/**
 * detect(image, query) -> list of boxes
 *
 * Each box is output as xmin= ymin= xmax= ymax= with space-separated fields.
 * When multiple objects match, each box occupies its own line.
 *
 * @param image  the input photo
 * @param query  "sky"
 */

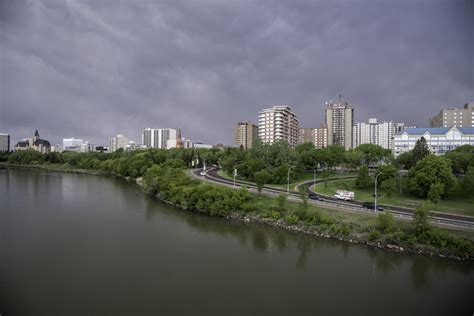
xmin=0 ymin=0 xmax=473 ymax=146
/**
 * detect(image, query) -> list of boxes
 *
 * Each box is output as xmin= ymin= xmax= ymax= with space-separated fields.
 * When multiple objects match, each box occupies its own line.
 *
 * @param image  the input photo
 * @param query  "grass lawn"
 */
xmin=312 ymin=178 xmax=474 ymax=217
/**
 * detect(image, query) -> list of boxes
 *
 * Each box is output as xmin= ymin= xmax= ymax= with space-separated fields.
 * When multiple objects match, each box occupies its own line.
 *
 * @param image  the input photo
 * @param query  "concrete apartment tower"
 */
xmin=258 ymin=105 xmax=299 ymax=147
xmin=0 ymin=133 xmax=10 ymax=152
xmin=353 ymin=118 xmax=395 ymax=150
xmin=430 ymin=102 xmax=474 ymax=128
xmin=235 ymin=121 xmax=258 ymax=149
xmin=141 ymin=128 xmax=177 ymax=149
xmin=325 ymin=98 xmax=354 ymax=150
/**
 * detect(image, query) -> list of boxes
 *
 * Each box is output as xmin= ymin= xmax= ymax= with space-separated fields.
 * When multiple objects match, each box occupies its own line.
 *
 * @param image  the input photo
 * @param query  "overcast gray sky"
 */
xmin=1 ymin=0 xmax=473 ymax=146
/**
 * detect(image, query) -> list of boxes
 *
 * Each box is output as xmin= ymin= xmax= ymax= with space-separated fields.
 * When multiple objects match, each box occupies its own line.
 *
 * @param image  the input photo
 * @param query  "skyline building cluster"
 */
xmin=2 ymin=101 xmax=473 ymax=156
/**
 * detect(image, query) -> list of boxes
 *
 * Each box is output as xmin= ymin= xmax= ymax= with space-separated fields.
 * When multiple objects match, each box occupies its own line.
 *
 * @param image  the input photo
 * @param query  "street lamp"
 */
xmin=374 ymin=171 xmax=386 ymax=213
xmin=287 ymin=166 xmax=295 ymax=195
xmin=319 ymin=161 xmax=329 ymax=188
xmin=233 ymin=161 xmax=243 ymax=187
xmin=306 ymin=166 xmax=316 ymax=190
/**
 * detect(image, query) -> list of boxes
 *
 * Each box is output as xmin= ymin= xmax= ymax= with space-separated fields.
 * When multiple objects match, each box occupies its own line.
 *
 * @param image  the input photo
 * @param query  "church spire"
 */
xmin=176 ymin=128 xmax=184 ymax=149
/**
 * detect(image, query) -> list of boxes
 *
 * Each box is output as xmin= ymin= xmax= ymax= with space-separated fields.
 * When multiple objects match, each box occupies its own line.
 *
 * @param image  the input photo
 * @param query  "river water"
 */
xmin=0 ymin=168 xmax=473 ymax=315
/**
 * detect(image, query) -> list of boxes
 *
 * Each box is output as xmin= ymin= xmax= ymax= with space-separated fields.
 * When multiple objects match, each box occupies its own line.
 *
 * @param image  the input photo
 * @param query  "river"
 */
xmin=1 ymin=168 xmax=473 ymax=315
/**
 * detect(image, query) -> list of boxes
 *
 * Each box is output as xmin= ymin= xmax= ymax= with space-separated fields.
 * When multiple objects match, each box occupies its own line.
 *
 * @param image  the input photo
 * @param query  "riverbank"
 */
xmin=2 ymin=162 xmax=473 ymax=261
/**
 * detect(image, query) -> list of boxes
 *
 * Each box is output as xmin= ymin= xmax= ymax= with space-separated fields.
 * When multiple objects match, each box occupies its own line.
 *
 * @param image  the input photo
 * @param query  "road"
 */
xmin=190 ymin=168 xmax=474 ymax=231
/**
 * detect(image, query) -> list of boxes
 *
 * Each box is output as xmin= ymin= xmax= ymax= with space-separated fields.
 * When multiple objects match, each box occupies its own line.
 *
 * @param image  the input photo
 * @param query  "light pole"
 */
xmin=192 ymin=155 xmax=199 ymax=169
xmin=233 ymin=161 xmax=243 ymax=187
xmin=306 ymin=166 xmax=316 ymax=190
xmin=319 ymin=161 xmax=329 ymax=188
xmin=374 ymin=171 xmax=386 ymax=213
xmin=287 ymin=166 xmax=295 ymax=195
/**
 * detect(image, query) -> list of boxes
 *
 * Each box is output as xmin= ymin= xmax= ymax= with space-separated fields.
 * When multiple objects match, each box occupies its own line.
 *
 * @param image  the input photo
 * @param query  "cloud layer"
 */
xmin=1 ymin=0 xmax=472 ymax=146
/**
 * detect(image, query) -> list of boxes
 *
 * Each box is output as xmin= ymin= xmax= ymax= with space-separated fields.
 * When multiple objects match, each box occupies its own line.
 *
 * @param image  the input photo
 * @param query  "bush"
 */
xmin=368 ymin=230 xmax=381 ymax=241
xmin=378 ymin=211 xmax=395 ymax=233
xmin=285 ymin=214 xmax=299 ymax=225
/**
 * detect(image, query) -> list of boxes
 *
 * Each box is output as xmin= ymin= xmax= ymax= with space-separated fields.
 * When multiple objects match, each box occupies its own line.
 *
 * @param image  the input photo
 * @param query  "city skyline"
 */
xmin=1 ymin=0 xmax=472 ymax=146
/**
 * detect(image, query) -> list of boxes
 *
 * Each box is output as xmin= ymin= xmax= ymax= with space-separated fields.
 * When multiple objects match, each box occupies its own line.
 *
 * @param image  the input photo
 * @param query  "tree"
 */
xmin=408 ymin=155 xmax=456 ymax=197
xmin=378 ymin=211 xmax=395 ymax=233
xmin=445 ymin=145 xmax=474 ymax=175
xmin=462 ymin=166 xmax=474 ymax=194
xmin=355 ymin=165 xmax=371 ymax=188
xmin=298 ymin=187 xmax=309 ymax=216
xmin=277 ymin=194 xmax=287 ymax=213
xmin=427 ymin=182 xmax=444 ymax=210
xmin=396 ymin=151 xmax=414 ymax=170
xmin=355 ymin=143 xmax=388 ymax=166
xmin=380 ymin=178 xmax=396 ymax=199
xmin=412 ymin=202 xmax=431 ymax=235
xmin=412 ymin=137 xmax=430 ymax=163
xmin=254 ymin=169 xmax=269 ymax=195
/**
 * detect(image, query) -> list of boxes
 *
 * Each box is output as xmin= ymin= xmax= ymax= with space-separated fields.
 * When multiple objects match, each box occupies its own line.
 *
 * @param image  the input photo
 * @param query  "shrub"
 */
xmin=285 ymin=214 xmax=299 ymax=225
xmin=368 ymin=230 xmax=381 ymax=241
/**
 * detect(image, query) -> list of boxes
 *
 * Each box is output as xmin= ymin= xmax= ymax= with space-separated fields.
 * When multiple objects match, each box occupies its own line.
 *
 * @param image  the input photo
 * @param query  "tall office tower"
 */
xmin=258 ymin=105 xmax=299 ymax=147
xmin=314 ymin=124 xmax=328 ymax=149
xmin=235 ymin=121 xmax=258 ymax=149
xmin=430 ymin=102 xmax=474 ymax=127
xmin=325 ymin=99 xmax=354 ymax=150
xmin=176 ymin=128 xmax=184 ymax=149
xmin=109 ymin=134 xmax=128 ymax=152
xmin=353 ymin=118 xmax=395 ymax=150
xmin=141 ymin=128 xmax=177 ymax=149
xmin=0 ymin=133 xmax=10 ymax=152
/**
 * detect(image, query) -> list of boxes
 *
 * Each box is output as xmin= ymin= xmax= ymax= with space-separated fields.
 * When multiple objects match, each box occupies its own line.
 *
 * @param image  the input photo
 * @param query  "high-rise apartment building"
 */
xmin=235 ymin=121 xmax=258 ymax=149
xmin=430 ymin=103 xmax=474 ymax=128
xmin=109 ymin=134 xmax=128 ymax=152
xmin=299 ymin=124 xmax=328 ymax=149
xmin=314 ymin=124 xmax=328 ymax=149
xmin=325 ymin=99 xmax=354 ymax=150
xmin=353 ymin=118 xmax=395 ymax=150
xmin=141 ymin=128 xmax=177 ymax=149
xmin=0 ymin=133 xmax=10 ymax=152
xmin=298 ymin=128 xmax=314 ymax=144
xmin=258 ymin=105 xmax=299 ymax=146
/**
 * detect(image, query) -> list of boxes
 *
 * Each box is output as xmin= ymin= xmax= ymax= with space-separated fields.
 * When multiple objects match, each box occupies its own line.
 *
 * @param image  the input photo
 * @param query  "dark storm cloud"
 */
xmin=1 ymin=0 xmax=472 ymax=146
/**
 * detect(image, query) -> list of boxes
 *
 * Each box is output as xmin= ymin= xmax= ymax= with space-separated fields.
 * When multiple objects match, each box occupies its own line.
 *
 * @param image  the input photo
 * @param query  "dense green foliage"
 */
xmin=408 ymin=155 xmax=456 ymax=198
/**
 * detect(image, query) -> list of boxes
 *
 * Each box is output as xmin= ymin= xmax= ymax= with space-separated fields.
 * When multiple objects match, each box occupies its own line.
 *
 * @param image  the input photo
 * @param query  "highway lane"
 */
xmin=192 ymin=168 xmax=474 ymax=230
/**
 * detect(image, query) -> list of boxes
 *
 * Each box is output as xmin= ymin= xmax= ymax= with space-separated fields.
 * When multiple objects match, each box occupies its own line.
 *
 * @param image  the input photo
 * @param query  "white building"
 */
xmin=62 ymin=138 xmax=92 ymax=152
xmin=193 ymin=143 xmax=213 ymax=149
xmin=141 ymin=128 xmax=177 ymax=149
xmin=393 ymin=127 xmax=474 ymax=157
xmin=353 ymin=118 xmax=395 ymax=150
xmin=258 ymin=105 xmax=299 ymax=147
xmin=109 ymin=134 xmax=128 ymax=152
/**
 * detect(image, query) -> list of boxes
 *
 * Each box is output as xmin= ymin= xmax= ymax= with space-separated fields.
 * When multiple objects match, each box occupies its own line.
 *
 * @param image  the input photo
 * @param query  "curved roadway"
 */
xmin=192 ymin=168 xmax=474 ymax=231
